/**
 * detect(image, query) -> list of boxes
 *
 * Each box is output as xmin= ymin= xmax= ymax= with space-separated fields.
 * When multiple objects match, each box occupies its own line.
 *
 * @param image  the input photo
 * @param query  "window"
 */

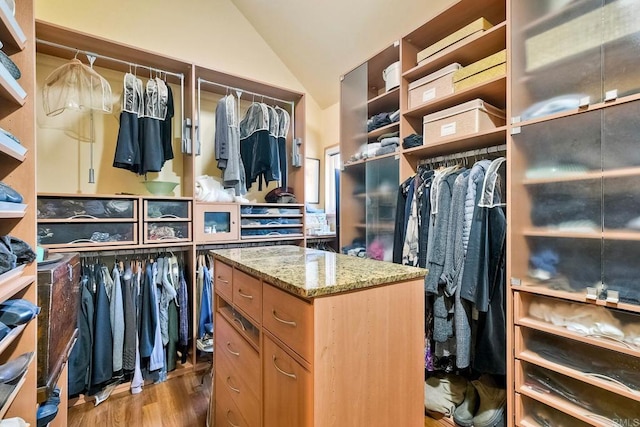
xmin=324 ymin=145 xmax=340 ymax=214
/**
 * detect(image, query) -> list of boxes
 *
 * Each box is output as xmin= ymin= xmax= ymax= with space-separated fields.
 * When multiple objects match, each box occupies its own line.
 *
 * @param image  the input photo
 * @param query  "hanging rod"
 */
xmin=78 ymin=246 xmax=191 ymax=258
xmin=197 ymin=77 xmax=294 ymax=107
xmin=418 ymin=144 xmax=507 ymax=166
xmin=35 ymin=38 xmax=185 ymax=80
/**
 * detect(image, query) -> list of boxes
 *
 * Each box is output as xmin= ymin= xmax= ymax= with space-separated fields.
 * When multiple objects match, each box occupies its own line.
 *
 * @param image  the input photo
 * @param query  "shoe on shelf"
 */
xmin=471 ymin=375 xmax=506 ymax=427
xmin=0 ymin=182 xmax=22 ymax=204
xmin=197 ymin=336 xmax=213 ymax=353
xmin=453 ymin=380 xmax=478 ymax=427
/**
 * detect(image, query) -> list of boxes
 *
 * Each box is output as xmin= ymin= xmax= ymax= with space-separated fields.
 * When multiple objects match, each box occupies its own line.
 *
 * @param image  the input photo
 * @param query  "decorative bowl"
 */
xmin=142 ymin=180 xmax=179 ymax=196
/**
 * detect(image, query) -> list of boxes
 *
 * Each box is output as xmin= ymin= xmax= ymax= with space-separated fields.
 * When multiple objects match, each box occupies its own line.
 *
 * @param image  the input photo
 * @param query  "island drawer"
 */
xmin=233 ymin=269 xmax=262 ymax=324
xmin=214 ymin=260 xmax=233 ymax=302
xmin=263 ymin=283 xmax=312 ymax=362
xmin=215 ymin=313 xmax=260 ymax=396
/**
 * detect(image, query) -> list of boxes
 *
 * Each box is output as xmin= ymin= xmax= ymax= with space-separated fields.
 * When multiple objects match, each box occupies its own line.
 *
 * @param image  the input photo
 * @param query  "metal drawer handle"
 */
xmin=225 ymin=341 xmax=240 ymax=357
xmin=158 ymin=214 xmax=180 ymax=219
xmin=67 ymin=214 xmax=98 ymax=220
xmin=226 ymin=410 xmax=240 ymax=427
xmin=272 ymin=355 xmax=297 ymax=380
xmin=217 ymin=276 xmax=229 ymax=284
xmin=272 ymin=310 xmax=297 ymax=327
xmin=232 ymin=317 xmax=246 ymax=331
xmin=226 ymin=376 xmax=240 ymax=394
xmin=237 ymin=289 xmax=253 ymax=300
xmin=67 ymin=239 xmax=98 ymax=244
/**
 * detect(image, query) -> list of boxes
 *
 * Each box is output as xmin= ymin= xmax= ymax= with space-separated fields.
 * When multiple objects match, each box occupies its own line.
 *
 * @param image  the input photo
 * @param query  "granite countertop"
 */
xmin=212 ymin=245 xmax=427 ymax=298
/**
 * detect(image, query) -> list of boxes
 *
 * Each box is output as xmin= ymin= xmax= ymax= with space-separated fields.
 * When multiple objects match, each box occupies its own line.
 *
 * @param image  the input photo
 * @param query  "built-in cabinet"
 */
xmin=0 ymin=0 xmax=38 ymax=424
xmin=509 ymin=0 xmax=640 ymax=424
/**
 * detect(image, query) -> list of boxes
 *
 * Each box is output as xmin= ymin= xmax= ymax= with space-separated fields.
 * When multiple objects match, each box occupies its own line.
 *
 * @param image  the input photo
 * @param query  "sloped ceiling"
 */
xmin=230 ymin=0 xmax=455 ymax=108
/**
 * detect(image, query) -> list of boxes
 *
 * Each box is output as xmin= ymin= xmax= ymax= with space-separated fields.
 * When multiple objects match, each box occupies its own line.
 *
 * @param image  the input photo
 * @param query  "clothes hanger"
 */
xmin=478 ymin=157 xmax=507 ymax=208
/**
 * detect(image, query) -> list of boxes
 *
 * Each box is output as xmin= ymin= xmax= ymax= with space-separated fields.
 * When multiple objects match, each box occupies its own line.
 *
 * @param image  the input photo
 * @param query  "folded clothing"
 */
xmin=375 ymin=145 xmax=397 ymax=156
xmin=367 ymin=112 xmax=392 ymax=132
xmin=380 ymin=137 xmax=400 ymax=147
xmin=377 ymin=131 xmax=399 ymax=142
xmin=403 ymin=133 xmax=423 ymax=149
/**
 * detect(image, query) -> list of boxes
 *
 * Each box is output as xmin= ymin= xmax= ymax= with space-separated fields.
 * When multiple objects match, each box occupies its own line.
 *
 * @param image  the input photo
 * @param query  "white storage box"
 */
xmin=422 ymin=99 xmax=505 ymax=144
xmin=408 ymin=63 xmax=461 ymax=109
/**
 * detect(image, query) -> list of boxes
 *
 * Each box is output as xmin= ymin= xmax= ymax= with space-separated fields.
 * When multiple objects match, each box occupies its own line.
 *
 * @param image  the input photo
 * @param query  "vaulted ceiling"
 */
xmin=230 ymin=0 xmax=455 ymax=108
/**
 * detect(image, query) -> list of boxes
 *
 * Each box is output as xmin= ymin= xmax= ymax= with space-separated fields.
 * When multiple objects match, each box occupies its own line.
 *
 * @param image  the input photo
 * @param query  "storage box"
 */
xmin=422 ymin=99 xmax=505 ymax=143
xmin=417 ymin=17 xmax=493 ymax=64
xmin=453 ymin=50 xmax=506 ymax=91
xmin=408 ymin=63 xmax=461 ymax=109
xmin=37 ymin=252 xmax=81 ymax=402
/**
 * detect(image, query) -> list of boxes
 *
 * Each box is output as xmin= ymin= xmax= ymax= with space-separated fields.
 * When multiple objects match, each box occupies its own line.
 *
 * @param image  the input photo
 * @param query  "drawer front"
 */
xmin=263 ymin=283 xmax=313 ymax=362
xmin=144 ymin=222 xmax=191 ymax=243
xmin=516 ymin=393 xmax=590 ymax=427
xmin=263 ymin=335 xmax=311 ymax=427
xmin=216 ymin=343 xmax=260 ymax=427
xmin=144 ymin=199 xmax=191 ymax=220
xmin=194 ymin=203 xmax=239 ymax=243
xmin=214 ymin=260 xmax=233 ymax=302
xmin=215 ymin=313 xmax=260 ymax=395
xmin=233 ymin=269 xmax=262 ymax=324
xmin=37 ymin=197 xmax=137 ymax=220
xmin=215 ymin=373 xmax=255 ymax=427
xmin=37 ymin=222 xmax=137 ymax=247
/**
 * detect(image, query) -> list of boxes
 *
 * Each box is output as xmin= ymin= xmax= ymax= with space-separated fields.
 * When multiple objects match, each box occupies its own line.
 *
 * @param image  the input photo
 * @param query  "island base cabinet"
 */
xmin=263 ymin=334 xmax=312 ymax=427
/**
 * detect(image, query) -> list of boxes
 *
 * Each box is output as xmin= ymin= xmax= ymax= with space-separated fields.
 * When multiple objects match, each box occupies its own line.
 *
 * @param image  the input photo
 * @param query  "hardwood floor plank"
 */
xmin=68 ymin=371 xmax=210 ymax=427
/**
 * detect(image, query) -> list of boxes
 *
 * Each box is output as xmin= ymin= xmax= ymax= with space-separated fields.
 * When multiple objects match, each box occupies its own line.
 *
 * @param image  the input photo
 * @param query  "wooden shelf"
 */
xmin=403 ymin=126 xmax=507 ymax=159
xmin=0 ymin=64 xmax=26 ymax=106
xmin=0 ymin=368 xmax=29 ymax=419
xmin=522 ymin=228 xmax=640 ymax=241
xmin=0 ymin=203 xmax=26 ymax=218
xmin=0 ymin=275 xmax=34 ymax=303
xmin=517 ymin=349 xmax=640 ymax=402
xmin=0 ymin=323 xmax=27 ymax=355
xmin=516 ymin=317 xmax=640 ymax=360
xmin=240 ymin=203 xmax=304 ymax=208
xmin=239 ymin=235 xmax=305 ymax=243
xmin=367 ymin=122 xmax=399 ymax=140
xmin=518 ymin=381 xmax=623 ymax=427
xmin=343 ymin=150 xmax=400 ymax=168
xmin=0 ymin=1 xmax=26 ymax=53
xmin=47 ymin=242 xmax=194 ymax=254
xmin=241 ymin=214 xmax=303 ymax=218
xmin=368 ymin=87 xmax=399 ymax=116
xmin=404 ymin=75 xmax=506 ymax=118
xmin=403 ymin=22 xmax=506 ymax=82
xmin=241 ymin=224 xmax=303 ymax=229
xmin=0 ymin=134 xmax=26 ymax=161
xmin=38 ymin=218 xmax=137 ymax=223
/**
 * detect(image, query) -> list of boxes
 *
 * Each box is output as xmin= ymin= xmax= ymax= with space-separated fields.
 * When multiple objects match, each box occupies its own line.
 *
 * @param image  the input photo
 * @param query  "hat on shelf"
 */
xmin=0 ymin=299 xmax=40 ymax=327
xmin=0 ymin=182 xmax=22 ymax=204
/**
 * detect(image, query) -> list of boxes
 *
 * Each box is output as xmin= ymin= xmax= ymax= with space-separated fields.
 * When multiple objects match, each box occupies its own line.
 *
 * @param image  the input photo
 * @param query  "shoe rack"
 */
xmin=0 ymin=0 xmax=37 ymax=424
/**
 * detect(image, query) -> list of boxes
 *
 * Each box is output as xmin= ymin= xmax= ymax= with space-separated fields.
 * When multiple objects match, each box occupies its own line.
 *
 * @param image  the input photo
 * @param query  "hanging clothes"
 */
xmin=113 ymin=73 xmax=143 ymax=173
xmin=198 ymin=262 xmax=213 ymax=338
xmin=161 ymin=84 xmax=174 ymax=163
xmin=121 ymin=263 xmax=137 ymax=372
xmin=215 ymin=95 xmax=247 ymax=196
xmin=68 ymin=267 xmax=94 ymax=397
xmin=275 ymin=106 xmax=290 ymax=188
xmin=109 ymin=265 xmax=125 ymax=374
xmin=149 ymin=261 xmax=165 ymax=373
xmin=267 ymin=105 xmax=281 ymax=182
xmin=138 ymin=262 xmax=157 ymax=359
xmin=240 ymin=102 xmax=272 ymax=191
xmin=91 ymin=264 xmax=113 ymax=388
xmin=177 ymin=267 xmax=189 ymax=347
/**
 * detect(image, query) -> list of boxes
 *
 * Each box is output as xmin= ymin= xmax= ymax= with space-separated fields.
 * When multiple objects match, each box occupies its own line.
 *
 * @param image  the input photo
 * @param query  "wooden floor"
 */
xmin=68 ymin=371 xmax=210 ymax=427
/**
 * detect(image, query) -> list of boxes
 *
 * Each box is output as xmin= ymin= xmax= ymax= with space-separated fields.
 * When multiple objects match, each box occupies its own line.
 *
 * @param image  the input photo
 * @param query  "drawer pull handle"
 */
xmin=217 ymin=276 xmax=229 ymax=284
xmin=272 ymin=355 xmax=297 ymax=380
xmin=226 ymin=376 xmax=240 ymax=394
xmin=225 ymin=341 xmax=240 ymax=357
xmin=237 ymin=289 xmax=253 ymax=300
xmin=158 ymin=214 xmax=180 ymax=219
xmin=232 ymin=317 xmax=246 ymax=331
xmin=272 ymin=310 xmax=297 ymax=327
xmin=67 ymin=214 xmax=99 ymax=220
xmin=226 ymin=410 xmax=240 ymax=427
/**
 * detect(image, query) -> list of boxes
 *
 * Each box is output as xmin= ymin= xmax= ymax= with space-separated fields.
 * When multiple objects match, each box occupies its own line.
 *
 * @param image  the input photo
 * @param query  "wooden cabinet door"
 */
xmin=263 ymin=335 xmax=312 ymax=427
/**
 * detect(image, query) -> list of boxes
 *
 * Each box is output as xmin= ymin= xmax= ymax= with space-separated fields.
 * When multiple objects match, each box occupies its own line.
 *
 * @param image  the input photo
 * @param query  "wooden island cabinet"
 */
xmin=210 ymin=245 xmax=427 ymax=427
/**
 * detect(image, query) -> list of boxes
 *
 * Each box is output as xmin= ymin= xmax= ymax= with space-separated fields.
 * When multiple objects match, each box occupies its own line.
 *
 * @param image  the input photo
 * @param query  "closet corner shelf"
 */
xmin=404 ymin=75 xmax=506 ymax=119
xmin=367 ymin=122 xmax=399 ymax=140
xmin=402 ymin=21 xmax=506 ymax=82
xmin=368 ymin=87 xmax=399 ymax=115
xmin=516 ymin=317 xmax=640 ymax=359
xmin=403 ymin=126 xmax=507 ymax=159
xmin=0 ymin=274 xmax=34 ymax=303
xmin=0 ymin=2 xmax=26 ymax=53
xmin=342 ymin=150 xmax=400 ymax=169
xmin=517 ymin=349 xmax=640 ymax=402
